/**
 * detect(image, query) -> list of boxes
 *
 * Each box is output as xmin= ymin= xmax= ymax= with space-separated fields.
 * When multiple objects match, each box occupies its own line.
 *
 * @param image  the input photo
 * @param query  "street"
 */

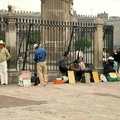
xmin=0 ymin=82 xmax=120 ymax=120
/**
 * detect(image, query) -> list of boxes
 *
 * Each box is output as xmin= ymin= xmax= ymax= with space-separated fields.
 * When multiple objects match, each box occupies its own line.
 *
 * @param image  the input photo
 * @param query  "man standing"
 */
xmin=76 ymin=48 xmax=83 ymax=59
xmin=34 ymin=44 xmax=47 ymax=86
xmin=0 ymin=40 xmax=10 ymax=85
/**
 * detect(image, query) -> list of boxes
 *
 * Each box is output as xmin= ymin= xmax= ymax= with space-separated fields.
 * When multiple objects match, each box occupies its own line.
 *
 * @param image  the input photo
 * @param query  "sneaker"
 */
xmin=38 ymin=84 xmax=46 ymax=86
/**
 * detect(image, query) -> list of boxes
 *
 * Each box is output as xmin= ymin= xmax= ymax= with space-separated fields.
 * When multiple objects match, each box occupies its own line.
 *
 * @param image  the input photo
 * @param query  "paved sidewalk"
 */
xmin=0 ymin=82 xmax=120 ymax=120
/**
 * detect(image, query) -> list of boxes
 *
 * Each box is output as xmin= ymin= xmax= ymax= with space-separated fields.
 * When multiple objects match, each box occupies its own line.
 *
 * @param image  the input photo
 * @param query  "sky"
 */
xmin=0 ymin=0 xmax=120 ymax=17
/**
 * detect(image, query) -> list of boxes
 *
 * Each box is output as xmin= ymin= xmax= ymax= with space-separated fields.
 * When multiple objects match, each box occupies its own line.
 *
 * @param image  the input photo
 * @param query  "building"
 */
xmin=73 ymin=11 xmax=120 ymax=49
xmin=108 ymin=16 xmax=120 ymax=48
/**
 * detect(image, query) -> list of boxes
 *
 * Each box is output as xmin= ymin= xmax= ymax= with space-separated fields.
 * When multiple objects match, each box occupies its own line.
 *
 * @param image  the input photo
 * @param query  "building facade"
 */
xmin=41 ymin=0 xmax=73 ymax=21
xmin=73 ymin=11 xmax=120 ymax=49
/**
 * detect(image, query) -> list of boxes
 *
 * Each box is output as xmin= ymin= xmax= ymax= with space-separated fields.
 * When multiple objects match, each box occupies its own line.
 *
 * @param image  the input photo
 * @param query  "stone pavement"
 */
xmin=0 ymin=82 xmax=120 ymax=120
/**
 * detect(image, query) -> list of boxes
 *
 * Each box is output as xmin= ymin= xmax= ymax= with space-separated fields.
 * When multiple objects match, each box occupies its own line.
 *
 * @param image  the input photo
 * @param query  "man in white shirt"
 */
xmin=78 ymin=56 xmax=87 ymax=71
xmin=76 ymin=48 xmax=83 ymax=59
xmin=78 ymin=56 xmax=94 ymax=82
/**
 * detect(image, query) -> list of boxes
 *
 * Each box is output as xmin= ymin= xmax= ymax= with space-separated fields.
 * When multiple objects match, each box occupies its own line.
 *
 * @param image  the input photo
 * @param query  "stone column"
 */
xmin=41 ymin=0 xmax=73 ymax=21
xmin=4 ymin=5 xmax=19 ymax=84
xmin=93 ymin=15 xmax=104 ymax=74
xmin=41 ymin=0 xmax=45 ymax=20
xmin=40 ymin=0 xmax=74 ymax=79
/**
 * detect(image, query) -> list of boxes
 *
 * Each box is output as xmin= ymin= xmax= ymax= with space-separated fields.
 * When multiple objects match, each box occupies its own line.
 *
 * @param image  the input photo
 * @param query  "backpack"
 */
xmin=31 ymin=76 xmax=40 ymax=85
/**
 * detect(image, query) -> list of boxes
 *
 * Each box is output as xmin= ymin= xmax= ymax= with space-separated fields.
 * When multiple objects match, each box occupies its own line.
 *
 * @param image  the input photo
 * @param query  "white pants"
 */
xmin=0 ymin=61 xmax=8 ymax=85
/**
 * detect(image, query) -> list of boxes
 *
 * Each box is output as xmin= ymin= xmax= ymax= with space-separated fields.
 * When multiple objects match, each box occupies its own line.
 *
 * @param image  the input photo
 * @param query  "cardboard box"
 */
xmin=19 ymin=79 xmax=31 ymax=87
xmin=23 ymin=79 xmax=31 ymax=87
xmin=22 ymin=71 xmax=31 ymax=79
xmin=18 ymin=71 xmax=31 ymax=87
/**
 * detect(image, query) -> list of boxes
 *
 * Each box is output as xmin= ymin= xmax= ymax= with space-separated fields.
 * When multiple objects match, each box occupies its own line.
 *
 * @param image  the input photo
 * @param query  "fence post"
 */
xmin=4 ymin=5 xmax=19 ymax=84
xmin=93 ymin=15 xmax=104 ymax=74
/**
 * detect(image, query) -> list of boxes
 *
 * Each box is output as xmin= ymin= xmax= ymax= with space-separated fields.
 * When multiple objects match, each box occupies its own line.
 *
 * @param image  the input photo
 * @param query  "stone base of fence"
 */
xmin=6 ymin=70 xmax=60 ymax=84
xmin=8 ymin=70 xmax=20 ymax=84
xmin=93 ymin=68 xmax=103 ymax=75
xmin=47 ymin=71 xmax=61 ymax=82
xmin=6 ymin=69 xmax=104 ymax=84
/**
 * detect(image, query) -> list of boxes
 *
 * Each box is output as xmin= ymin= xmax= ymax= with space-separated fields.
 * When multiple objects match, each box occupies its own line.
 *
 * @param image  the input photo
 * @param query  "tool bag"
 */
xmin=106 ymin=72 xmax=118 ymax=82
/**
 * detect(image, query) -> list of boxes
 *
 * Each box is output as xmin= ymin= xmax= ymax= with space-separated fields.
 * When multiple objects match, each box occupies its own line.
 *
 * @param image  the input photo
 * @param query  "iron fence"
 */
xmin=103 ymin=25 xmax=114 ymax=56
xmin=16 ymin=20 xmax=95 ymax=73
xmin=0 ymin=17 xmax=5 ymax=42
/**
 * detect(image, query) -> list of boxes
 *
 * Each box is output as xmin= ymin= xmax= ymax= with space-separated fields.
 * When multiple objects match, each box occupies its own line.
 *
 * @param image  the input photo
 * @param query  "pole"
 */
xmin=67 ymin=26 xmax=76 ymax=53
xmin=23 ymin=24 xmax=32 ymax=70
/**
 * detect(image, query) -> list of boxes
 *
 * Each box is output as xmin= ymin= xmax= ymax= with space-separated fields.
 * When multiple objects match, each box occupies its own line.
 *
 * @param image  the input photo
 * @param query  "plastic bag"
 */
xmin=100 ymin=74 xmax=108 ymax=82
xmin=61 ymin=76 xmax=69 ymax=82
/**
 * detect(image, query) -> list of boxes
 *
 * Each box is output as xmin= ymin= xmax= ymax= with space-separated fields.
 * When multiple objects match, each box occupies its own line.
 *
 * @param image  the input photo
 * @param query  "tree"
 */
xmin=74 ymin=38 xmax=91 ymax=51
xmin=0 ymin=34 xmax=5 ymax=42
xmin=29 ymin=31 xmax=40 ymax=44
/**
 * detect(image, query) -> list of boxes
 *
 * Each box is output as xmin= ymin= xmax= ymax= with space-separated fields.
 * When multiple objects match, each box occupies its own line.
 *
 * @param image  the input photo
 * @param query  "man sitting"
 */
xmin=78 ymin=56 xmax=87 ymax=71
xmin=69 ymin=59 xmax=82 ymax=82
xmin=78 ymin=56 xmax=94 ymax=82
xmin=103 ymin=56 xmax=118 ymax=81
xmin=57 ymin=52 xmax=69 ymax=76
xmin=103 ymin=56 xmax=116 ymax=75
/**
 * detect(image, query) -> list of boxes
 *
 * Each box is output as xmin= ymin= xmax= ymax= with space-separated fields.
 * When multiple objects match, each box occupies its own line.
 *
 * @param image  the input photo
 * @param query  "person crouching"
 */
xmin=69 ymin=59 xmax=82 ymax=82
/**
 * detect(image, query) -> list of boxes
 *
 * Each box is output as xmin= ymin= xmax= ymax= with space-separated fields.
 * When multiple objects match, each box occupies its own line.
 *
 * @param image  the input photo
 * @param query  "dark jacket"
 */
xmin=118 ymin=51 xmax=120 ymax=62
xmin=69 ymin=61 xmax=80 ymax=71
xmin=103 ymin=60 xmax=115 ymax=75
xmin=113 ymin=53 xmax=119 ymax=62
xmin=57 ymin=56 xmax=68 ymax=69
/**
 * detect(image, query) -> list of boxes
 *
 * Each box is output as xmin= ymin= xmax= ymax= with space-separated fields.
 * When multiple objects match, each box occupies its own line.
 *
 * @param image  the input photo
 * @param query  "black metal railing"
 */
xmin=16 ymin=20 xmax=95 ymax=73
xmin=103 ymin=25 xmax=114 ymax=56
xmin=0 ymin=18 xmax=5 ymax=42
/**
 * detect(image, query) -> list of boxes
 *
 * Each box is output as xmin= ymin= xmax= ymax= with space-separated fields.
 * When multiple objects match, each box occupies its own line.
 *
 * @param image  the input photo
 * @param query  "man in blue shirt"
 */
xmin=34 ymin=44 xmax=47 ymax=86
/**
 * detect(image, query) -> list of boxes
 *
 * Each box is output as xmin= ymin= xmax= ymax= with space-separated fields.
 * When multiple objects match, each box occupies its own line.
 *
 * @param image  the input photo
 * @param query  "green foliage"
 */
xmin=29 ymin=32 xmax=40 ymax=44
xmin=74 ymin=38 xmax=91 ymax=51
xmin=0 ymin=34 xmax=5 ymax=42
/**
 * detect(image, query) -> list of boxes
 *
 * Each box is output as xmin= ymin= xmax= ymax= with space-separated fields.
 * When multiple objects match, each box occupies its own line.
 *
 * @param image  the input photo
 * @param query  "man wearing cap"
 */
xmin=0 ymin=40 xmax=10 ymax=85
xmin=103 ymin=56 xmax=116 ymax=75
xmin=34 ymin=43 xmax=47 ymax=86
